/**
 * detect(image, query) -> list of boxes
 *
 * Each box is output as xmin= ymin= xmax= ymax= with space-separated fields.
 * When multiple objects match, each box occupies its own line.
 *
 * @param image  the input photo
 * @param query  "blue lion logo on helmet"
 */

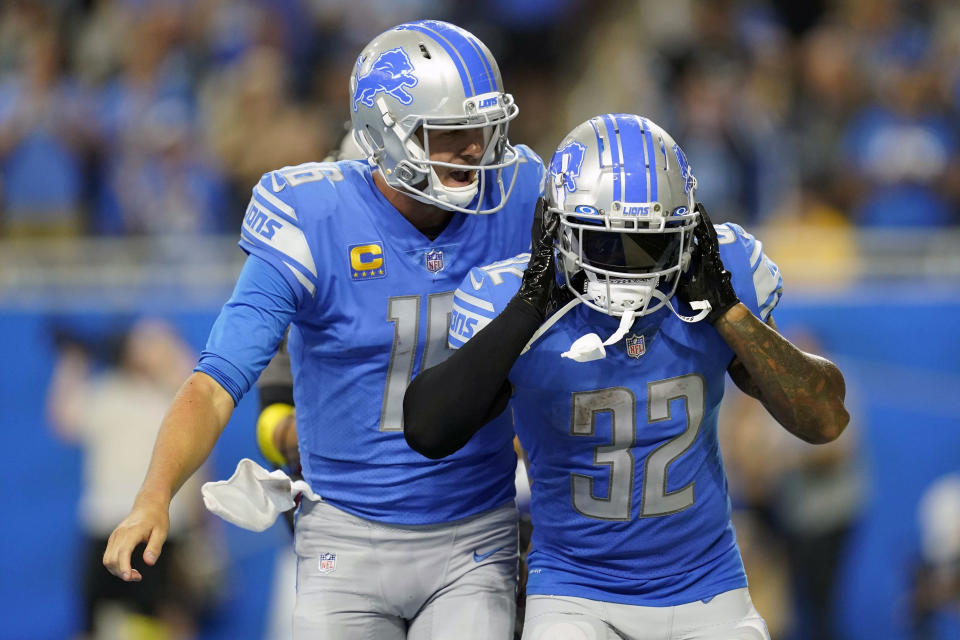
xmin=353 ymin=48 xmax=419 ymax=112
xmin=672 ymin=143 xmax=696 ymax=194
xmin=549 ymin=140 xmax=587 ymax=193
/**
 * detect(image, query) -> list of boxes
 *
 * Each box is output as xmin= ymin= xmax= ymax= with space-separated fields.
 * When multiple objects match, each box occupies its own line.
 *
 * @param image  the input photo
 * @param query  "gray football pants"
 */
xmin=523 ymin=588 xmax=770 ymax=640
xmin=293 ymin=499 xmax=519 ymax=639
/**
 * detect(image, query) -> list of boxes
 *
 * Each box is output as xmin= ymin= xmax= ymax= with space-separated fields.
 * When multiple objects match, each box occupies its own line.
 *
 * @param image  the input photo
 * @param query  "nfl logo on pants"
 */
xmin=318 ymin=552 xmax=337 ymax=574
xmin=425 ymin=249 xmax=444 ymax=273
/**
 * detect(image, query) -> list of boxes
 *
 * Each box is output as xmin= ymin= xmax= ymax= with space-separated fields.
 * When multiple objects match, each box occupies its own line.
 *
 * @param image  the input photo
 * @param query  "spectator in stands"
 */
xmin=0 ymin=26 xmax=93 ymax=237
xmin=203 ymin=46 xmax=327 ymax=214
xmin=838 ymin=1 xmax=958 ymax=227
xmin=843 ymin=52 xmax=958 ymax=227
xmin=91 ymin=8 xmax=197 ymax=234
xmin=46 ymin=318 xmax=222 ymax=640
xmin=100 ymin=98 xmax=230 ymax=237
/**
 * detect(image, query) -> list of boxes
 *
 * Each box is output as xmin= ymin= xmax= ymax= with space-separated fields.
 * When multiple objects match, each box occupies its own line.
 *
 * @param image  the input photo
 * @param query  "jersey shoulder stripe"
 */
xmin=754 ymin=258 xmax=782 ymax=320
xmin=251 ymin=182 xmax=298 ymax=222
xmin=454 ymin=288 xmax=495 ymax=314
xmin=239 ymin=207 xmax=316 ymax=282
xmin=449 ymin=253 xmax=528 ymax=349
xmin=240 ymin=164 xmax=355 ymax=300
xmin=716 ymin=222 xmax=783 ymax=321
xmin=240 ymin=180 xmax=317 ymax=299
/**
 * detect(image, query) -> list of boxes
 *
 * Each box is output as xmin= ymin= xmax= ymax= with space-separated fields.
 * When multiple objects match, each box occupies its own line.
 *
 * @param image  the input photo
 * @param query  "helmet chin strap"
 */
xmin=559 ymin=277 xmax=713 ymax=363
xmin=664 ymin=294 xmax=712 ymax=324
xmin=560 ymin=301 xmax=641 ymax=363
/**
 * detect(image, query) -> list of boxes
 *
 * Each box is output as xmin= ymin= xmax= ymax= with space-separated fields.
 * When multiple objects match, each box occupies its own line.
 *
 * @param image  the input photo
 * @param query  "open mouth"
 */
xmin=446 ymin=168 xmax=476 ymax=186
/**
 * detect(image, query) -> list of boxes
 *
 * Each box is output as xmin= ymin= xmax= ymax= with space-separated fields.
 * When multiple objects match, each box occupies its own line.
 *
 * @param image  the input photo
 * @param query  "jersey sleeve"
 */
xmin=195 ymin=254 xmax=298 ymax=405
xmin=716 ymin=222 xmax=783 ymax=322
xmin=238 ymin=171 xmax=321 ymax=308
xmin=448 ymin=254 xmax=528 ymax=348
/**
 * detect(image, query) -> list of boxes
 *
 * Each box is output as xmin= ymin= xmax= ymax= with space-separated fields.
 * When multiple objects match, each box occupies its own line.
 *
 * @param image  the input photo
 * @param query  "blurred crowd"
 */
xmin=0 ymin=0 xmax=958 ymax=241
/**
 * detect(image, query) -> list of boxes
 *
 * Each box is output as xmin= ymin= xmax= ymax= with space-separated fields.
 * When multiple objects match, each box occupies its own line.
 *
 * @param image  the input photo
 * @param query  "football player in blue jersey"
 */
xmin=404 ymin=114 xmax=850 ymax=639
xmin=103 ymin=20 xmax=546 ymax=639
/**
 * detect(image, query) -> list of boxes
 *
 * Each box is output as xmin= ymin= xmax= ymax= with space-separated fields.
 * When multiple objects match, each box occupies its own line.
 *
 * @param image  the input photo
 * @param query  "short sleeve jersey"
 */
xmin=200 ymin=150 xmax=544 ymax=524
xmin=449 ymin=223 xmax=783 ymax=605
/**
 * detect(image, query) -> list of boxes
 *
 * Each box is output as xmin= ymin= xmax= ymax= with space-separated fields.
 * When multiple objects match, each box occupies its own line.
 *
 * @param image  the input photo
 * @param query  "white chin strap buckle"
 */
xmin=561 ymin=306 xmax=638 ymax=363
xmin=560 ymin=333 xmax=607 ymax=363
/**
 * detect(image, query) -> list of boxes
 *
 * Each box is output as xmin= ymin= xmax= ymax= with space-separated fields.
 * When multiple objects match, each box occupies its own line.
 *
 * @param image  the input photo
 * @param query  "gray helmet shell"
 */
xmin=350 ymin=21 xmax=520 ymax=213
xmin=547 ymin=114 xmax=700 ymax=317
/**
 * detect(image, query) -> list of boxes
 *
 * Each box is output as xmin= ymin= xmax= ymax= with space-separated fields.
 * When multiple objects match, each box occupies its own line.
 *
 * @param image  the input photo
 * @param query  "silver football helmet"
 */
xmin=547 ymin=114 xmax=700 ymax=319
xmin=350 ymin=20 xmax=520 ymax=214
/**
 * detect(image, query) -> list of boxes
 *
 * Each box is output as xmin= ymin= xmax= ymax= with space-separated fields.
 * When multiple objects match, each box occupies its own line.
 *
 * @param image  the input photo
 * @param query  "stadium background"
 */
xmin=0 ymin=0 xmax=958 ymax=638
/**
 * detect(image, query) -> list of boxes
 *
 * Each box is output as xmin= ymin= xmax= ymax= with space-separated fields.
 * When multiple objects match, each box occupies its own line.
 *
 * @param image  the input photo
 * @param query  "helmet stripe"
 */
xmin=461 ymin=33 xmax=498 ymax=92
xmin=640 ymin=117 xmax=658 ymax=202
xmin=400 ymin=23 xmax=473 ymax=96
xmin=601 ymin=114 xmax=624 ymax=204
xmin=421 ymin=21 xmax=496 ymax=94
xmin=615 ymin=114 xmax=648 ymax=204
xmin=402 ymin=21 xmax=497 ymax=97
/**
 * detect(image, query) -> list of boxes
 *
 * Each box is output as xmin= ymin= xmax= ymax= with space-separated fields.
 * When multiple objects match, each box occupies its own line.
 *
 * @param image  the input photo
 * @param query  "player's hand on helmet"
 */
xmin=102 ymin=497 xmax=170 ymax=582
xmin=514 ymin=197 xmax=559 ymax=320
xmin=677 ymin=204 xmax=740 ymax=324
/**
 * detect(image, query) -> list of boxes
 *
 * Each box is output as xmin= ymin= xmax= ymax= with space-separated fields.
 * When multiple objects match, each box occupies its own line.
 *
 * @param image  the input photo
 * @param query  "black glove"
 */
xmin=677 ymin=204 xmax=739 ymax=324
xmin=514 ymin=197 xmax=559 ymax=320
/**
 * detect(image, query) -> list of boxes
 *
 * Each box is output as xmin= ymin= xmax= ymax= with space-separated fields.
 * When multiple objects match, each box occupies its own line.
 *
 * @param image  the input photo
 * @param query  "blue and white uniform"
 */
xmin=197 ymin=152 xmax=542 ymax=524
xmin=450 ymin=223 xmax=782 ymax=606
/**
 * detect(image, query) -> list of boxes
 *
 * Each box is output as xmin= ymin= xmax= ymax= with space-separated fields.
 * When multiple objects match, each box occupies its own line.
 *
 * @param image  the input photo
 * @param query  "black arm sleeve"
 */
xmin=403 ymin=298 xmax=542 ymax=459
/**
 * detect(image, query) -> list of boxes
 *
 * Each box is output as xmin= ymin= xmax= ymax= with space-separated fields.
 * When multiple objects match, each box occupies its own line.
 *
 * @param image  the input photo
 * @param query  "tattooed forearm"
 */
xmin=715 ymin=303 xmax=849 ymax=444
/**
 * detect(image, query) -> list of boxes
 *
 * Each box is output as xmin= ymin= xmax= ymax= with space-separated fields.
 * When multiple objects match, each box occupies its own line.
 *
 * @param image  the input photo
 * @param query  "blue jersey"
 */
xmin=197 ymin=151 xmax=544 ymax=524
xmin=449 ymin=223 xmax=782 ymax=605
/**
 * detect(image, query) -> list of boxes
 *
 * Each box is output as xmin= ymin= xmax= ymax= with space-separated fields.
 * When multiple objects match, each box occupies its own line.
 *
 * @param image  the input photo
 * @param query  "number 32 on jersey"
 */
xmin=570 ymin=374 xmax=705 ymax=521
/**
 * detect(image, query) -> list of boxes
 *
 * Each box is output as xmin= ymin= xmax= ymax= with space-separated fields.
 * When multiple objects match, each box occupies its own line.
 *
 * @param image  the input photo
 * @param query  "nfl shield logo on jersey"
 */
xmin=318 ymin=552 xmax=337 ymax=574
xmin=625 ymin=334 xmax=646 ymax=359
xmin=425 ymin=249 xmax=444 ymax=273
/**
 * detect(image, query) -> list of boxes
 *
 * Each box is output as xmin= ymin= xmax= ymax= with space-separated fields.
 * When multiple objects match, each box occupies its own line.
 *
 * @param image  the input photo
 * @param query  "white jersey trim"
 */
xmin=254 ymin=183 xmax=298 ymax=221
xmin=454 ymin=290 xmax=495 ymax=313
xmin=242 ymin=203 xmax=318 ymax=278
xmin=285 ymin=261 xmax=317 ymax=296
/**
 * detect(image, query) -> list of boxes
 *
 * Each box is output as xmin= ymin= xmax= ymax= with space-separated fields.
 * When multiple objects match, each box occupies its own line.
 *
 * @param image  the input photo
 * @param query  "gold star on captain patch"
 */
xmin=348 ymin=242 xmax=387 ymax=280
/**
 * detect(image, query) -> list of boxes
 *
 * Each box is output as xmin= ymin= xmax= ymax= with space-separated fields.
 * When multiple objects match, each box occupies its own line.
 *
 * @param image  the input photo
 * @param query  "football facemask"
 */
xmin=545 ymin=114 xmax=710 ymax=361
